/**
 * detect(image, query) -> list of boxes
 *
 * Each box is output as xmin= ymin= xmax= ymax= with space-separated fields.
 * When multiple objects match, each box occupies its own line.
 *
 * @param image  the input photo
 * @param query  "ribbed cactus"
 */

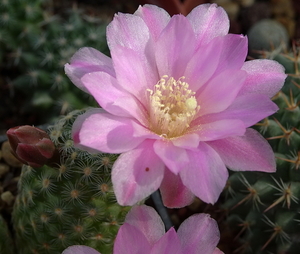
xmin=12 ymin=109 xmax=131 ymax=254
xmin=221 ymin=44 xmax=300 ymax=253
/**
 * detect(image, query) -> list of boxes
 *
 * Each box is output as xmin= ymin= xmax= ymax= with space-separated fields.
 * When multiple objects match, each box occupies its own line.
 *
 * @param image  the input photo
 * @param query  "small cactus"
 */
xmin=12 ymin=109 xmax=131 ymax=254
xmin=247 ymin=19 xmax=289 ymax=57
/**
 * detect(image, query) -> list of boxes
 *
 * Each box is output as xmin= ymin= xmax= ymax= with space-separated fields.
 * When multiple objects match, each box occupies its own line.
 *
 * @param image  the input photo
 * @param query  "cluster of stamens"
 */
xmin=147 ymin=75 xmax=199 ymax=138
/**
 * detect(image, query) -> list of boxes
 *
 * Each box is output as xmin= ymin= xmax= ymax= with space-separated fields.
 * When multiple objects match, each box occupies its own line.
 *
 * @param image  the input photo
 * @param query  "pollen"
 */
xmin=147 ymin=75 xmax=200 ymax=138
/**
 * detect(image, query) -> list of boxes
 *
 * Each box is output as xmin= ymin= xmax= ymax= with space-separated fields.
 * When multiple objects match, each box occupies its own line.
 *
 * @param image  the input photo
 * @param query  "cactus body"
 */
xmin=12 ymin=110 xmax=131 ymax=254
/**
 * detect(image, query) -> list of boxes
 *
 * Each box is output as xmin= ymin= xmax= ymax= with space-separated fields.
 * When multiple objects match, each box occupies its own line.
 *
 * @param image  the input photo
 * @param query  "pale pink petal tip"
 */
xmin=64 ymin=47 xmax=114 ymax=93
xmin=62 ymin=245 xmax=101 ymax=254
xmin=241 ymin=59 xmax=287 ymax=97
xmin=213 ymin=248 xmax=225 ymax=254
xmin=187 ymin=3 xmax=230 ymax=47
xmin=178 ymin=213 xmax=220 ymax=254
xmin=134 ymin=4 xmax=170 ymax=40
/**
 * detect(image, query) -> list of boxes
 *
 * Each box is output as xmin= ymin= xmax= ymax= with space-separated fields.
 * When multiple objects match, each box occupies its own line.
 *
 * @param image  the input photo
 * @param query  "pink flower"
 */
xmin=65 ymin=4 xmax=286 ymax=207
xmin=62 ymin=205 xmax=223 ymax=254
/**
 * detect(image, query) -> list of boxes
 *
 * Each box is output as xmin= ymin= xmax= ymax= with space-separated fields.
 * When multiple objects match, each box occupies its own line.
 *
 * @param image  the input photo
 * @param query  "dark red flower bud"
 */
xmin=6 ymin=125 xmax=56 ymax=168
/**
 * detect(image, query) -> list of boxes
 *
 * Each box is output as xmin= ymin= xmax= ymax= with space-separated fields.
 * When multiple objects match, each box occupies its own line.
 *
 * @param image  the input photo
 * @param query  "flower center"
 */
xmin=147 ymin=75 xmax=200 ymax=138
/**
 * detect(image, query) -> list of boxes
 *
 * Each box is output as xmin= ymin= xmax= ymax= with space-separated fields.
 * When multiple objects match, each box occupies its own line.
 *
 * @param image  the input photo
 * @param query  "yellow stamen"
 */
xmin=147 ymin=75 xmax=200 ymax=138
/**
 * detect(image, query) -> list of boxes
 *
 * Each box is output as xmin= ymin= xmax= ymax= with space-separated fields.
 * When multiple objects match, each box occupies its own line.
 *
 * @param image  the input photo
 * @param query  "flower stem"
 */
xmin=151 ymin=191 xmax=173 ymax=230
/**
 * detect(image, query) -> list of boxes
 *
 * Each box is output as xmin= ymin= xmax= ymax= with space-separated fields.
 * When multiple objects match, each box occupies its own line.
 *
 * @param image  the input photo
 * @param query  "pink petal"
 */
xmin=240 ymin=59 xmax=286 ymax=97
xmin=199 ymin=94 xmax=278 ymax=127
xmin=134 ymin=4 xmax=170 ymax=41
xmin=107 ymin=11 xmax=160 ymax=101
xmin=110 ymin=45 xmax=158 ymax=102
xmin=153 ymin=140 xmax=189 ymax=174
xmin=62 ymin=245 xmax=101 ymax=254
xmin=191 ymin=119 xmax=246 ymax=142
xmin=184 ymin=36 xmax=223 ymax=91
xmin=112 ymin=140 xmax=165 ymax=206
xmin=81 ymin=72 xmax=148 ymax=125
xmin=213 ymin=248 xmax=224 ymax=254
xmin=72 ymin=109 xmax=153 ymax=154
xmin=65 ymin=47 xmax=114 ymax=93
xmin=207 ymin=128 xmax=276 ymax=172
xmin=125 ymin=205 xmax=165 ymax=245
xmin=151 ymin=227 xmax=182 ymax=254
xmin=179 ymin=142 xmax=228 ymax=204
xmin=107 ymin=12 xmax=150 ymax=53
xmin=160 ymin=169 xmax=195 ymax=208
xmin=171 ymin=133 xmax=200 ymax=149
xmin=177 ymin=214 xmax=220 ymax=254
xmin=187 ymin=4 xmax=229 ymax=48
xmin=212 ymin=34 xmax=248 ymax=74
xmin=114 ymin=223 xmax=151 ymax=254
xmin=196 ymin=70 xmax=247 ymax=115
xmin=155 ymin=14 xmax=196 ymax=79
xmin=185 ymin=34 xmax=247 ymax=91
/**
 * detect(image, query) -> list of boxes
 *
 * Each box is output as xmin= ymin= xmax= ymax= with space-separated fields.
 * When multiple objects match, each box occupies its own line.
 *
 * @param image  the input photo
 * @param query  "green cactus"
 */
xmin=12 ymin=109 xmax=131 ymax=254
xmin=221 ymin=44 xmax=300 ymax=253
xmin=0 ymin=0 xmax=109 ymax=124
xmin=0 ymin=213 xmax=15 ymax=254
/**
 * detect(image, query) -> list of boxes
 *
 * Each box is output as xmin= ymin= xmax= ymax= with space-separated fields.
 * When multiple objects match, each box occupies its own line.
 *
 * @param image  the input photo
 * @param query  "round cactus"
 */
xmin=12 ymin=109 xmax=131 ymax=254
xmin=247 ymin=19 xmax=289 ymax=58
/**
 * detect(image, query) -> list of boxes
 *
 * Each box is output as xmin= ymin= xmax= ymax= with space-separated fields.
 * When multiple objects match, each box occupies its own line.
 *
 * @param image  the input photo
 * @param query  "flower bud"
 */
xmin=6 ymin=125 xmax=56 ymax=168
